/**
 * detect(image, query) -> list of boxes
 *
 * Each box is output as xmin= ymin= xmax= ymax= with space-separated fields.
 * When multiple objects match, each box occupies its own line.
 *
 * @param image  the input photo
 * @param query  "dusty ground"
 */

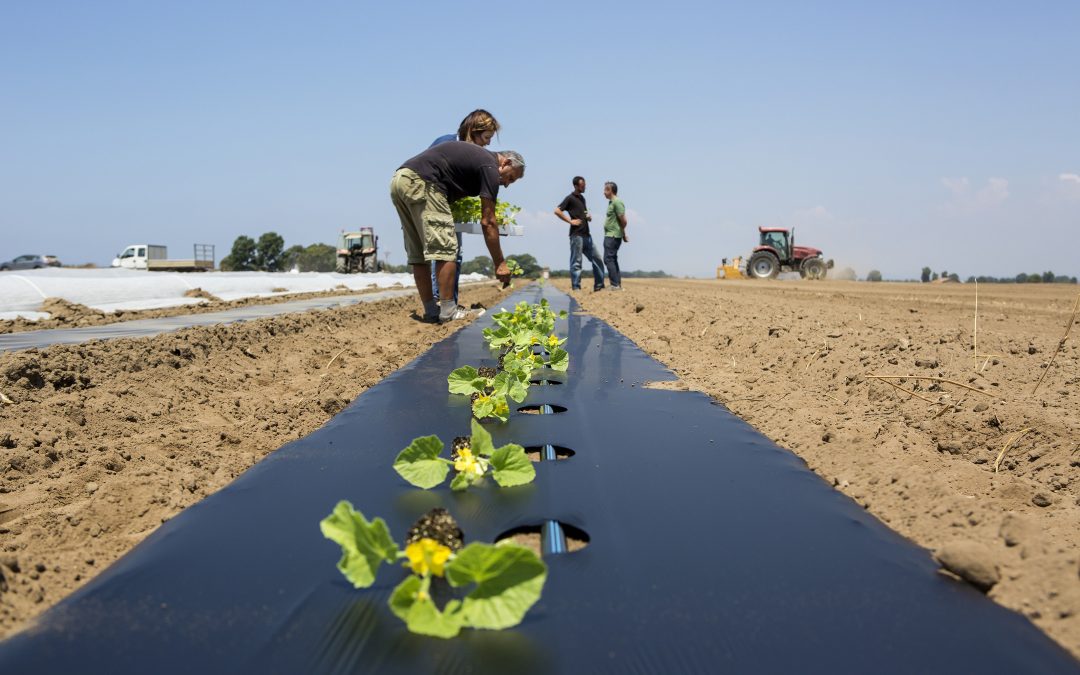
xmin=566 ymin=278 xmax=1080 ymax=658
xmin=0 ymin=282 xmax=507 ymax=638
xmin=0 ymin=282 xmax=430 ymax=335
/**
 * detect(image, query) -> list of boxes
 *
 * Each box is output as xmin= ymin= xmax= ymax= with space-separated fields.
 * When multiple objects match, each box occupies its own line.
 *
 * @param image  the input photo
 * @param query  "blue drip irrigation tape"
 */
xmin=538 ymin=403 xmax=567 ymax=555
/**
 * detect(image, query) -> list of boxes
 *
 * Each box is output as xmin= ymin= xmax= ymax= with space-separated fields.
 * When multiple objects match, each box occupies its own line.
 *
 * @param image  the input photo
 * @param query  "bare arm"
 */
xmin=618 ymin=206 xmax=628 ymax=241
xmin=483 ymin=198 xmax=511 ymax=285
xmin=554 ymin=207 xmax=582 ymax=226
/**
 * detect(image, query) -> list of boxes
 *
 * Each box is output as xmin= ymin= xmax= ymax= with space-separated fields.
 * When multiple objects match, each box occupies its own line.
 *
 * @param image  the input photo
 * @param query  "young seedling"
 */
xmin=447 ymin=365 xmax=529 ymax=421
xmin=320 ymin=504 xmax=546 ymax=638
xmin=393 ymin=418 xmax=536 ymax=490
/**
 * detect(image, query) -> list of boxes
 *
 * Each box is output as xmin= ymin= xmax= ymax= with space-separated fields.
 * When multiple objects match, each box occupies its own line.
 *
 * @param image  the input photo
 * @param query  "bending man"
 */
xmin=391 ymin=142 xmax=523 ymax=322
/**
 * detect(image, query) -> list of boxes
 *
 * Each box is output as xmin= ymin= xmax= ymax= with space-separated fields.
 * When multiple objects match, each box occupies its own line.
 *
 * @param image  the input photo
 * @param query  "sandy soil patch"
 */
xmin=566 ymin=278 xmax=1080 ymax=658
xmin=0 ymin=283 xmax=507 ymax=637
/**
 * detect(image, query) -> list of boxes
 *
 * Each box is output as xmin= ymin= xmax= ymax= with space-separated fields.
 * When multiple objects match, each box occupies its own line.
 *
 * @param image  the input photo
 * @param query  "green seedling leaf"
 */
xmin=445 ymin=542 xmax=547 ymax=630
xmin=470 ymin=418 xmax=496 ymax=457
xmin=548 ymin=348 xmax=569 ymax=372
xmin=389 ymin=576 xmax=463 ymax=639
xmin=558 ymin=310 xmax=568 ymax=319
xmin=448 ymin=366 xmax=484 ymax=394
xmin=491 ymin=371 xmax=529 ymax=403
xmin=320 ymin=501 xmax=400 ymax=588
xmin=489 ymin=443 xmax=534 ymax=487
xmin=393 ymin=436 xmax=450 ymax=489
xmin=472 ymin=395 xmax=495 ymax=419
xmin=450 ymin=471 xmax=474 ymax=491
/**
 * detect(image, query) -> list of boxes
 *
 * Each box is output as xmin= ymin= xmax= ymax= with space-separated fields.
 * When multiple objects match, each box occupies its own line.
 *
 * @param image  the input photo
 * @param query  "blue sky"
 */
xmin=2 ymin=1 xmax=1078 ymax=279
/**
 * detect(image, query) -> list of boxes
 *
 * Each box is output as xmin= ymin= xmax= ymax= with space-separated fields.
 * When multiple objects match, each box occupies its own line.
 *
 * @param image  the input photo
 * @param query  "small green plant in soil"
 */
xmin=393 ymin=418 xmax=535 ymax=490
xmin=321 ymin=504 xmax=546 ymax=638
xmin=448 ymin=364 xmax=529 ymax=421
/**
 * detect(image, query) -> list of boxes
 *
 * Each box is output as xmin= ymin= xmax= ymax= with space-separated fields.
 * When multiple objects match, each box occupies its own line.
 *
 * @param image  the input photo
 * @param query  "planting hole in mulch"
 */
xmin=518 ymin=404 xmax=568 ymax=415
xmin=495 ymin=522 xmax=590 ymax=556
xmin=524 ymin=445 xmax=575 ymax=462
xmin=529 ymin=378 xmax=563 ymax=386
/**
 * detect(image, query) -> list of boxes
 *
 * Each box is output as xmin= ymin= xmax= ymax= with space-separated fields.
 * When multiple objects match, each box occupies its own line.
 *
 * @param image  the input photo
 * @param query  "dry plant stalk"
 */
xmin=994 ymin=427 xmax=1034 ymax=473
xmin=0 ymin=391 xmax=13 ymax=405
xmin=871 ymin=376 xmax=937 ymax=404
xmin=323 ymin=347 xmax=348 ymax=372
xmin=1030 ymin=292 xmax=1080 ymax=396
xmin=867 ymin=374 xmax=999 ymax=399
xmin=973 ymin=280 xmax=978 ymax=371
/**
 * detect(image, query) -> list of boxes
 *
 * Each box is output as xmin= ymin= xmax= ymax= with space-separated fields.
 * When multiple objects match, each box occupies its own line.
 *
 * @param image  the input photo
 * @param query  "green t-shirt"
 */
xmin=604 ymin=198 xmax=626 ymax=238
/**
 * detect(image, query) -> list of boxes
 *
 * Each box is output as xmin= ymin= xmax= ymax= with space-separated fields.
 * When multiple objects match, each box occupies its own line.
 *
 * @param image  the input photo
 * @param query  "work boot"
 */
xmin=439 ymin=305 xmax=481 ymax=324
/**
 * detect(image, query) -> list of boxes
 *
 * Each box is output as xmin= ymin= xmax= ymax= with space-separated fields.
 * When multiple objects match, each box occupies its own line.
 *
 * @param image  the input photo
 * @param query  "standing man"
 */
xmin=603 ymin=181 xmax=628 ymax=290
xmin=391 ymin=142 xmax=524 ymax=322
xmin=554 ymin=176 xmax=605 ymax=291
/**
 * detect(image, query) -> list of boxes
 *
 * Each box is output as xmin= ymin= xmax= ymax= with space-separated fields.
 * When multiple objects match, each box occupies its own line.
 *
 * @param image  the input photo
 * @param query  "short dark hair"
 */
xmin=604 ymin=181 xmax=618 ymax=195
xmin=572 ymin=176 xmax=584 ymax=187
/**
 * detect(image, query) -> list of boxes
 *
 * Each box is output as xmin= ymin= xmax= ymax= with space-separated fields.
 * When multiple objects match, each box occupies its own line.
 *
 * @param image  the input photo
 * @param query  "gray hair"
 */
xmin=497 ymin=151 xmax=526 ymax=170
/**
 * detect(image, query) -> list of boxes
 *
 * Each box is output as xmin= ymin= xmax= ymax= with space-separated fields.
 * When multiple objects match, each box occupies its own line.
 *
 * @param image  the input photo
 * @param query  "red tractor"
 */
xmin=746 ymin=227 xmax=832 ymax=280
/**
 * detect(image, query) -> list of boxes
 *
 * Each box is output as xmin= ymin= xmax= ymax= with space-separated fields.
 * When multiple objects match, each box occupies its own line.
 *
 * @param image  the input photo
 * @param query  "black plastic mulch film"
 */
xmin=1 ymin=286 xmax=1076 ymax=674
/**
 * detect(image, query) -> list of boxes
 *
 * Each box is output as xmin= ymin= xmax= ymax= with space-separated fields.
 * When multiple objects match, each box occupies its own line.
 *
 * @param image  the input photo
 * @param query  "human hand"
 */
xmin=623 ymin=234 xmax=629 ymax=243
xmin=495 ymin=261 xmax=511 ymax=286
xmin=569 ymin=218 xmax=582 ymax=226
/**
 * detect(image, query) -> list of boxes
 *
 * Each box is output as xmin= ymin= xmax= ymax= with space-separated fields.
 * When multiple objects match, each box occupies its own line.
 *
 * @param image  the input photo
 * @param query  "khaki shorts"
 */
xmin=389 ymin=168 xmax=458 ymax=265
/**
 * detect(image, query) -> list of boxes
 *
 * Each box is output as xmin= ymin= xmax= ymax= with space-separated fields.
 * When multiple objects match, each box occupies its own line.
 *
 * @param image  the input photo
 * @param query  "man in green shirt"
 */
xmin=602 ymin=181 xmax=628 ymax=290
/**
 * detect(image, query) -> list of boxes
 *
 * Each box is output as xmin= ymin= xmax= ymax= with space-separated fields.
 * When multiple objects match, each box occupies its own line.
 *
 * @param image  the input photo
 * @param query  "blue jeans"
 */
xmin=570 ymin=234 xmax=605 ymax=290
xmin=431 ymin=233 xmax=463 ymax=305
xmin=603 ymin=236 xmax=622 ymax=287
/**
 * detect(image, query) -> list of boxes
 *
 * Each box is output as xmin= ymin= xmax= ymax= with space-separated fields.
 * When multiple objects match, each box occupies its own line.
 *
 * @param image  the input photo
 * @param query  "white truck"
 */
xmin=111 ymin=244 xmax=215 ymax=272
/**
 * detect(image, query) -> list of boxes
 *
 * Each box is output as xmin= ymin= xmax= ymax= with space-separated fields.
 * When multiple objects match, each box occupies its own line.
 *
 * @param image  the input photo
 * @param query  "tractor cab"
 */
xmin=756 ymin=227 xmax=792 ymax=260
xmin=339 ymin=229 xmax=376 ymax=254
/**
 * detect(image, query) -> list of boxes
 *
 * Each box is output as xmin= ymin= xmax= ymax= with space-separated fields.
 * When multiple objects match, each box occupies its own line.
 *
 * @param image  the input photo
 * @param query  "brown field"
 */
xmin=0 ymin=283 xmax=508 ymax=638
xmin=565 ymin=278 xmax=1079 ymax=657
xmin=1 ymin=277 xmax=1078 ymax=658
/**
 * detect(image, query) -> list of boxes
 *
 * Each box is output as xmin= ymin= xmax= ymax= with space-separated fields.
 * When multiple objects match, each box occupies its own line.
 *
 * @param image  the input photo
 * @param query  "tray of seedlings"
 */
xmin=1 ymin=286 xmax=1076 ymax=675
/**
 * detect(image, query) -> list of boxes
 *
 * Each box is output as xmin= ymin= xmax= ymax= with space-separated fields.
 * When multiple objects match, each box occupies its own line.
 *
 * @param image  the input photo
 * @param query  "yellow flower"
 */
xmin=546 ymin=334 xmax=560 ymax=348
xmin=530 ymin=336 xmax=540 ymax=345
xmin=454 ymin=447 xmax=485 ymax=477
xmin=494 ymin=399 xmax=509 ymax=417
xmin=404 ymin=538 xmax=452 ymax=577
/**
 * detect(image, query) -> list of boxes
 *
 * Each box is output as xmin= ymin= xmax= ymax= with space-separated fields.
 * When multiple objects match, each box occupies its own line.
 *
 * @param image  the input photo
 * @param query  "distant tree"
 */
xmin=1042 ymin=270 xmax=1056 ymax=283
xmin=251 ymin=232 xmax=285 ymax=272
xmin=290 ymin=243 xmax=337 ymax=272
xmin=921 ymin=267 xmax=932 ymax=283
xmin=461 ymin=256 xmax=494 ymax=276
xmin=866 ymin=270 xmax=883 ymax=282
xmin=966 ymin=276 xmax=976 ymax=283
xmin=948 ymin=273 xmax=960 ymax=282
xmin=931 ymin=272 xmax=939 ymax=281
xmin=940 ymin=270 xmax=948 ymax=280
xmin=220 ymin=235 xmax=257 ymax=271
xmin=1027 ymin=273 xmax=1043 ymax=283
xmin=507 ymin=253 xmax=542 ymax=278
xmin=282 ymin=245 xmax=305 ymax=270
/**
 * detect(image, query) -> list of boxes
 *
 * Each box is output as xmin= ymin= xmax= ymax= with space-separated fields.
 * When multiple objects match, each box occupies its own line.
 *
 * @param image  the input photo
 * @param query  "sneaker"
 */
xmin=609 ymin=285 xmax=622 ymax=291
xmin=593 ymin=286 xmax=605 ymax=292
xmin=439 ymin=306 xmax=481 ymax=324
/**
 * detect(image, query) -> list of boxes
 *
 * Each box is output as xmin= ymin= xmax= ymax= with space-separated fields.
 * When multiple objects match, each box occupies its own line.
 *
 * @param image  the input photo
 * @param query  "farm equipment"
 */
xmin=746 ymin=227 xmax=832 ymax=280
xmin=717 ymin=257 xmax=745 ymax=279
xmin=336 ymin=228 xmax=379 ymax=273
xmin=111 ymin=244 xmax=215 ymax=272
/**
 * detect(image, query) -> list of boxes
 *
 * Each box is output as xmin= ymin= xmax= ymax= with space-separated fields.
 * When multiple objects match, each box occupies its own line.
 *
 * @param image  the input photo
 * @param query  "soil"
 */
xmin=497 ymin=524 xmax=590 ymax=556
xmin=0 ymin=282 xmax=507 ymax=638
xmin=0 ymin=281 xmax=448 ymax=335
xmin=564 ymin=278 xmax=1080 ymax=658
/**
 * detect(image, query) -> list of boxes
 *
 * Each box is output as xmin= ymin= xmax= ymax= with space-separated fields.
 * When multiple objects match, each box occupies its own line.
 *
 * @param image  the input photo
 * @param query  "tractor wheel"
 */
xmin=335 ymin=257 xmax=348 ymax=274
xmin=362 ymin=255 xmax=377 ymax=273
xmin=801 ymin=257 xmax=827 ymax=280
xmin=747 ymin=252 xmax=780 ymax=279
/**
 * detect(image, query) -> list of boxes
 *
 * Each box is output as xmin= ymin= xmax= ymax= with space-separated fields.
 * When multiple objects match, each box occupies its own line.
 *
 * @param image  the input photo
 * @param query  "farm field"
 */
xmin=0 ymin=282 xmax=509 ymax=638
xmin=565 ymin=278 xmax=1080 ymax=657
xmin=1 ymin=277 xmax=1078 ymax=658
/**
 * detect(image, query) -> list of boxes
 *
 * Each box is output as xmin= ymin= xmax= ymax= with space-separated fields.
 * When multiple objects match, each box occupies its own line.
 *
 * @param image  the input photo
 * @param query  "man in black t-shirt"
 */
xmin=554 ymin=176 xmax=606 ymax=291
xmin=391 ymin=142 xmax=524 ymax=322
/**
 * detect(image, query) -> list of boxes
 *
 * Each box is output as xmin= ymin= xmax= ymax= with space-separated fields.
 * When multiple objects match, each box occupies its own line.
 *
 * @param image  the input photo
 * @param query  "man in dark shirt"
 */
xmin=554 ymin=176 xmax=606 ymax=291
xmin=391 ymin=142 xmax=523 ymax=322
